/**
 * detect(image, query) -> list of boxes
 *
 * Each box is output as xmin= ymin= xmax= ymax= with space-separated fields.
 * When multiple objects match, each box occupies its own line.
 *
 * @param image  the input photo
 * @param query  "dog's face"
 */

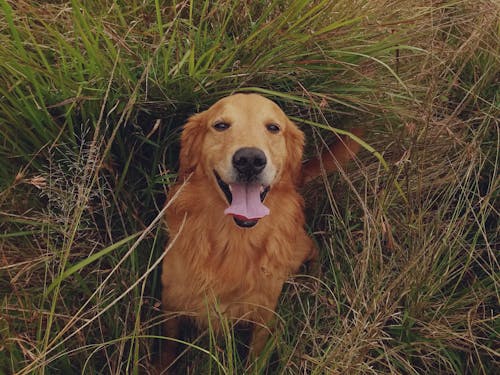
xmin=178 ymin=93 xmax=304 ymax=228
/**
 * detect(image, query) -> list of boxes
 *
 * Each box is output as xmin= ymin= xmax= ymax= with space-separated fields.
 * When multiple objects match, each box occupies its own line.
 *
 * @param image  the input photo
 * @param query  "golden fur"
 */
xmin=160 ymin=93 xmax=360 ymax=369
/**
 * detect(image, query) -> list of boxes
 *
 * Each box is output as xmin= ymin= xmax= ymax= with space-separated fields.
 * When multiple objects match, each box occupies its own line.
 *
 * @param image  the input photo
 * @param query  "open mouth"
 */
xmin=214 ymin=171 xmax=270 ymax=228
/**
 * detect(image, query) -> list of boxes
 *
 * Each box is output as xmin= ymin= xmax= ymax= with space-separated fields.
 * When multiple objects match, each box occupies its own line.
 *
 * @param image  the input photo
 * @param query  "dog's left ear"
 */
xmin=178 ymin=112 xmax=206 ymax=178
xmin=284 ymin=119 xmax=305 ymax=185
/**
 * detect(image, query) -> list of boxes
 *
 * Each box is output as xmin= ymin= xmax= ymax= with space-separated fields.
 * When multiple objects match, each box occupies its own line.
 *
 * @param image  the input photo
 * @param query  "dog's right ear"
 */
xmin=178 ymin=112 xmax=206 ymax=178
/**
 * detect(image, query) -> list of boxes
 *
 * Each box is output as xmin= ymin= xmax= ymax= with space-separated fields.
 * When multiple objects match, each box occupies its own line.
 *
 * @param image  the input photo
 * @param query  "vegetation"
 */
xmin=0 ymin=0 xmax=498 ymax=373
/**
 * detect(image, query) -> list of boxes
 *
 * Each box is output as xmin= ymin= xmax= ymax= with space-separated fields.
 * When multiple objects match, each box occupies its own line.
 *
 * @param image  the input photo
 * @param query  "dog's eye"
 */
xmin=213 ymin=122 xmax=230 ymax=131
xmin=266 ymin=124 xmax=280 ymax=134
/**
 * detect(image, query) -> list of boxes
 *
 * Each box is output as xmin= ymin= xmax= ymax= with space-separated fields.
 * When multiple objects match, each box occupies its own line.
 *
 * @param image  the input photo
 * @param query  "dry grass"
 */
xmin=0 ymin=0 xmax=498 ymax=374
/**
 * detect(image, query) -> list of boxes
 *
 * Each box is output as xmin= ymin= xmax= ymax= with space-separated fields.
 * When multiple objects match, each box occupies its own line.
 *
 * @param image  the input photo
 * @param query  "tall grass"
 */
xmin=0 ymin=0 xmax=498 ymax=374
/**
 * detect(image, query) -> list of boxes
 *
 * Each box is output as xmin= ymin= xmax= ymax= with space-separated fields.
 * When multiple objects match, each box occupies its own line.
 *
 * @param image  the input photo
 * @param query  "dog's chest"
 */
xmin=163 ymin=187 xmax=310 ymax=321
xmin=163 ymin=225 xmax=292 ymax=313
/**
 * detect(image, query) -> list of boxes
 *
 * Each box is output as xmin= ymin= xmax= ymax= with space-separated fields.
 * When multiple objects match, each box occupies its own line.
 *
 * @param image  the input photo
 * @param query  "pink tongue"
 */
xmin=224 ymin=183 xmax=270 ymax=220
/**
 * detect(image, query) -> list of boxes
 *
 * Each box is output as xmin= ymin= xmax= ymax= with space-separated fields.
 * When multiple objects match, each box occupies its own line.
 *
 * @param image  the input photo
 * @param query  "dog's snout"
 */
xmin=232 ymin=147 xmax=267 ymax=179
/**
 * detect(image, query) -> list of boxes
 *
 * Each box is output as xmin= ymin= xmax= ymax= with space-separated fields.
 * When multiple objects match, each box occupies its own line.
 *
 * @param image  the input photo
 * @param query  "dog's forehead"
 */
xmin=208 ymin=94 xmax=288 ymax=123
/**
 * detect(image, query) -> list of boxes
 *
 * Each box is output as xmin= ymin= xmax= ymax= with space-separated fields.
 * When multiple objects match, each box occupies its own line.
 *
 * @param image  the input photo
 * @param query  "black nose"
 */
xmin=232 ymin=147 xmax=267 ymax=180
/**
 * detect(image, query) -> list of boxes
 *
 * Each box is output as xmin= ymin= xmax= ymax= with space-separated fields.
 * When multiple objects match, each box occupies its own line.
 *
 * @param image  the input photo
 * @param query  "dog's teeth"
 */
xmin=229 ymin=185 xmax=232 ymax=192
xmin=260 ymin=186 xmax=264 ymax=193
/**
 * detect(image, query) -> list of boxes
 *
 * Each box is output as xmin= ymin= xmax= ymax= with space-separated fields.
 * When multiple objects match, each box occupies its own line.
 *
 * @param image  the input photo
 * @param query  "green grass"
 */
xmin=0 ymin=0 xmax=498 ymax=374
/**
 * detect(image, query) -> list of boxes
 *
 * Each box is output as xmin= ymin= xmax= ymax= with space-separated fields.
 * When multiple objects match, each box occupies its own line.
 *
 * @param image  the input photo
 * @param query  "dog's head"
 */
xmin=178 ymin=93 xmax=304 ymax=228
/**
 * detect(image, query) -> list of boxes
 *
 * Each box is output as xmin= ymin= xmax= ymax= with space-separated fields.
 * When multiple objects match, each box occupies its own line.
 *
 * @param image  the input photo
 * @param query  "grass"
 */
xmin=0 ymin=0 xmax=498 ymax=374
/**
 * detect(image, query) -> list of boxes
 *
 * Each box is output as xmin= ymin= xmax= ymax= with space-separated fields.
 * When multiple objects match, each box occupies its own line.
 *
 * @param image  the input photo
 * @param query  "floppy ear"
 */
xmin=284 ymin=120 xmax=305 ymax=185
xmin=178 ymin=112 xmax=206 ymax=178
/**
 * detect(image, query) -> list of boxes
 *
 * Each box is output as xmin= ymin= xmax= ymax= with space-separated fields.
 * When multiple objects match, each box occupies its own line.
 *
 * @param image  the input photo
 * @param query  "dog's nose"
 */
xmin=232 ymin=147 xmax=267 ymax=179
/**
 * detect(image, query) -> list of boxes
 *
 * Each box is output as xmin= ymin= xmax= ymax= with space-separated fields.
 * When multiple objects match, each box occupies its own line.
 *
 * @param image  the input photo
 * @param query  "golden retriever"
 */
xmin=160 ymin=93 xmax=360 ymax=370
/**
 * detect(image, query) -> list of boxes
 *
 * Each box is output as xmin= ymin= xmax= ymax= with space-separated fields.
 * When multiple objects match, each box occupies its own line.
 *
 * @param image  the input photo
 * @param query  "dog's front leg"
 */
xmin=247 ymin=310 xmax=275 ymax=365
xmin=159 ymin=315 xmax=182 ymax=372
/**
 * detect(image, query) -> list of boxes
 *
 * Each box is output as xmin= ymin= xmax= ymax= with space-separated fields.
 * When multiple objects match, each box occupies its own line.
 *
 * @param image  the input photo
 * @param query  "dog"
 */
xmin=160 ymin=93 xmax=360 ymax=370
